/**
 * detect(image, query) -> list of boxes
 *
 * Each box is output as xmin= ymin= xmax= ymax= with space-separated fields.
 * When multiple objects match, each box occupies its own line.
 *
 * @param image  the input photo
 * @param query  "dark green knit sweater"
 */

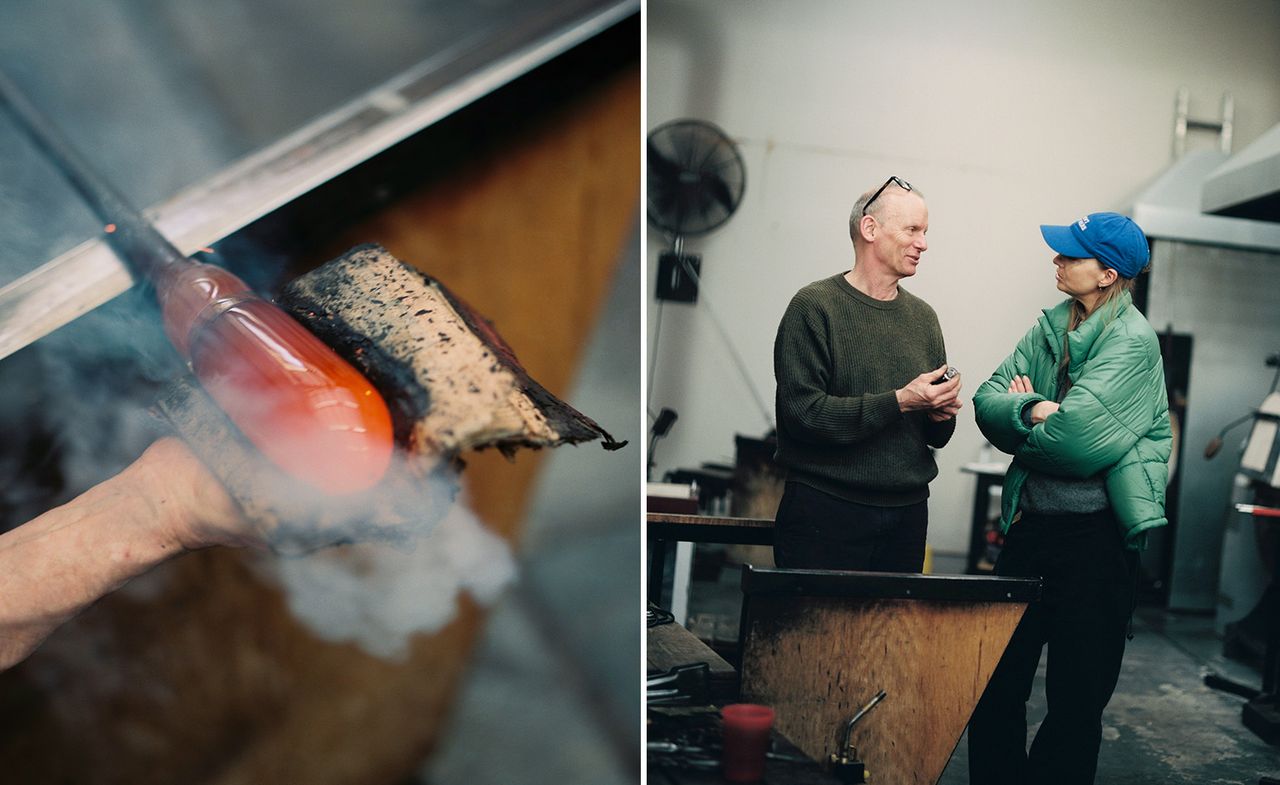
xmin=773 ymin=273 xmax=955 ymax=506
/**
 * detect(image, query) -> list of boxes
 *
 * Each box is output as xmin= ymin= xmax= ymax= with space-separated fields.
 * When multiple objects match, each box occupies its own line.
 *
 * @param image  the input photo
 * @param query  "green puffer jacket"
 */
xmin=973 ymin=291 xmax=1172 ymax=549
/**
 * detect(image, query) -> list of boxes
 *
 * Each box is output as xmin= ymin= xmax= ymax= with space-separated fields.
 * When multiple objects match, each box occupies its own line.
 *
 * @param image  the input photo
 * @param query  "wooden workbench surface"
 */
xmin=648 ymin=621 xmax=733 ymax=674
xmin=647 ymin=512 xmax=774 ymax=528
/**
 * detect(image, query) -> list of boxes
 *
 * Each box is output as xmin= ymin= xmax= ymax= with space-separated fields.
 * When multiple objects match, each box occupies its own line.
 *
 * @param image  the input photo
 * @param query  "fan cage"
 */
xmin=647 ymin=119 xmax=746 ymax=237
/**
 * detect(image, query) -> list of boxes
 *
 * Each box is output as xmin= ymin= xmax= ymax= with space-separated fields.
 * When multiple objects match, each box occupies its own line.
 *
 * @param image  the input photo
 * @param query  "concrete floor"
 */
xmin=936 ymin=607 xmax=1280 ymax=784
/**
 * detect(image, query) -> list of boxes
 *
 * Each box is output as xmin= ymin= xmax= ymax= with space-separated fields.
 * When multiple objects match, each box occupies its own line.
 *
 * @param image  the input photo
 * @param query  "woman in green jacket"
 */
xmin=968 ymin=212 xmax=1172 ymax=785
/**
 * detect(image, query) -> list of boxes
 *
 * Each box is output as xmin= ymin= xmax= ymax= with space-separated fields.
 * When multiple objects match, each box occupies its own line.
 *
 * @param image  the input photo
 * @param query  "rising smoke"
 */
xmin=263 ymin=488 xmax=516 ymax=660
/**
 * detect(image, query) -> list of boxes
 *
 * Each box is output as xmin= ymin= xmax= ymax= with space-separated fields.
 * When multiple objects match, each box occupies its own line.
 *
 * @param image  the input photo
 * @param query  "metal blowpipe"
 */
xmin=0 ymin=71 xmax=393 ymax=495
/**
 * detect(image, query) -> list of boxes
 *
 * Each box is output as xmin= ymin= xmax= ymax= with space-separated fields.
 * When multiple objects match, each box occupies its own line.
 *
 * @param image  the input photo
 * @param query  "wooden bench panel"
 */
xmin=738 ymin=567 xmax=1038 ymax=785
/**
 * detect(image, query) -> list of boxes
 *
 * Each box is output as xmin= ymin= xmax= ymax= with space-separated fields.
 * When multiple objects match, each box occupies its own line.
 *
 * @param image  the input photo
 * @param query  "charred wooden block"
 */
xmin=277 ymin=243 xmax=624 ymax=463
xmin=738 ymin=566 xmax=1039 ymax=785
xmin=158 ymin=243 xmax=623 ymax=553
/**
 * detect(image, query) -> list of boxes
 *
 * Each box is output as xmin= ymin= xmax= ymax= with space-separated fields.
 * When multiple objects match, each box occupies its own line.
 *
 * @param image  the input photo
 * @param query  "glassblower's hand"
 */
xmin=0 ymin=437 xmax=249 ymax=672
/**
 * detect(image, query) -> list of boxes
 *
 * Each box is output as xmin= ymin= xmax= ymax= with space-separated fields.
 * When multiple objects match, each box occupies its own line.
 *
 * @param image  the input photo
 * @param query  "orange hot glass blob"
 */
xmin=156 ymin=263 xmax=394 ymax=495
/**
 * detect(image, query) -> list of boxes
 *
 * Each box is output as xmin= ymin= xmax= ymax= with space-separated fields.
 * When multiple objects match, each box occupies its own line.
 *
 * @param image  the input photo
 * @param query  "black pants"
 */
xmin=772 ymin=481 xmax=928 ymax=572
xmin=967 ymin=509 xmax=1138 ymax=785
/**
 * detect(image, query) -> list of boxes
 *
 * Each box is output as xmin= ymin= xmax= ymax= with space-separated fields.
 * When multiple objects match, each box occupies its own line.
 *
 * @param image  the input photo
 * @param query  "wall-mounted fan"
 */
xmin=645 ymin=118 xmax=772 ymax=471
xmin=647 ymin=119 xmax=746 ymax=302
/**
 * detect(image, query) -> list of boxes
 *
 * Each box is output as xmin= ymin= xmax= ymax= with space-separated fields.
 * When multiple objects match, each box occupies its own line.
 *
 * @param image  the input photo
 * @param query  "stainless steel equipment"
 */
xmin=1130 ymin=147 xmax=1280 ymax=611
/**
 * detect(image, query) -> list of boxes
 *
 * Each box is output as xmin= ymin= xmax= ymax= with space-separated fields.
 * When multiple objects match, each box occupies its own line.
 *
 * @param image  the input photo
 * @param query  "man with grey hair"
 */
xmin=772 ymin=176 xmax=961 ymax=571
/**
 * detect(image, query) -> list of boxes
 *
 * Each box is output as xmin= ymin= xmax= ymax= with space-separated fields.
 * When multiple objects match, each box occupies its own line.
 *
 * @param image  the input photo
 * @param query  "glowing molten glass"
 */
xmin=157 ymin=263 xmax=393 ymax=495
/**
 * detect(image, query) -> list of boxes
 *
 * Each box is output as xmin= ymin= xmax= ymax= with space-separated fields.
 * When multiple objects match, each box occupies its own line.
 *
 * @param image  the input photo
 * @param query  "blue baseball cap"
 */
xmin=1039 ymin=212 xmax=1150 ymax=279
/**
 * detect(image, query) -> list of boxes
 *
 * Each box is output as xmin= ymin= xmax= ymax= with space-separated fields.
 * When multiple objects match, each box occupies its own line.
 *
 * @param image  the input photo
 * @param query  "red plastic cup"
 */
xmin=721 ymin=703 xmax=775 ymax=783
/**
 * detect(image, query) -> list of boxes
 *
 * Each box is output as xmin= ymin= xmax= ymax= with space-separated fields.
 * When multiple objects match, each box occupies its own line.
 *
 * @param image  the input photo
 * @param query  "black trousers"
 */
xmin=772 ymin=481 xmax=928 ymax=573
xmin=967 ymin=509 xmax=1138 ymax=785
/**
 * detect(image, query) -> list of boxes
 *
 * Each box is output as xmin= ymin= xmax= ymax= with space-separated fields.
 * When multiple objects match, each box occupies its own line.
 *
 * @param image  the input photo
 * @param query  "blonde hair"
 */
xmin=1061 ymin=262 xmax=1149 ymax=374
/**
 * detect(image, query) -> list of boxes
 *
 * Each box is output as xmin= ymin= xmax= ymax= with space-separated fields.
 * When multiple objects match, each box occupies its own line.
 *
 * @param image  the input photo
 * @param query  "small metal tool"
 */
xmin=828 ymin=689 xmax=886 ymax=784
xmin=646 ymin=662 xmax=710 ymax=706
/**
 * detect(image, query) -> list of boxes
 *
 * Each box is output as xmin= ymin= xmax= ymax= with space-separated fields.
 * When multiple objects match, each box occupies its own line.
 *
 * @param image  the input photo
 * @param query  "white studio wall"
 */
xmin=645 ymin=0 xmax=1280 ymax=560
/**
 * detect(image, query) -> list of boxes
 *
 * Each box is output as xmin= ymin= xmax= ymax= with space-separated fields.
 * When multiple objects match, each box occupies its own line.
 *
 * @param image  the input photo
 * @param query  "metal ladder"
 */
xmin=1173 ymin=87 xmax=1233 ymax=159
